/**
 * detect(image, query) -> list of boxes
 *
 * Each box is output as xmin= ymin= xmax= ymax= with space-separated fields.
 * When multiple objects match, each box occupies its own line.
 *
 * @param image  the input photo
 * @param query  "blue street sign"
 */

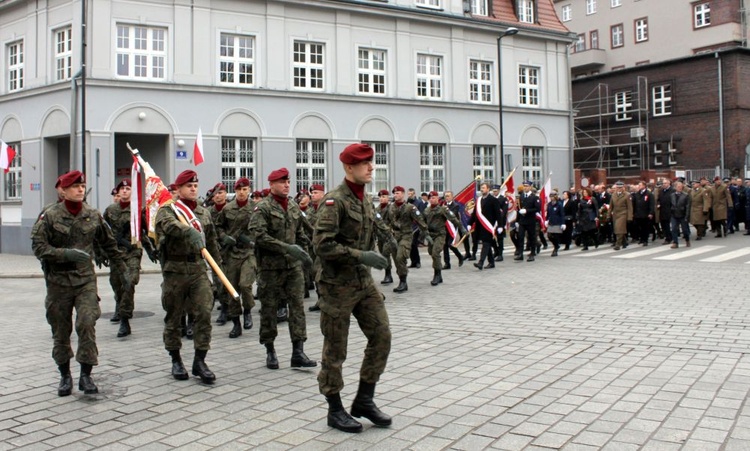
xmin=176 ymin=150 xmax=187 ymax=160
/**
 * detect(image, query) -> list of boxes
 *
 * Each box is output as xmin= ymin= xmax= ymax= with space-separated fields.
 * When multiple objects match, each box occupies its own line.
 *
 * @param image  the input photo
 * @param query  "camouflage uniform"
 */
xmin=155 ymin=202 xmax=222 ymax=352
xmin=375 ymin=203 xmax=394 ymax=272
xmin=248 ymin=196 xmax=311 ymax=346
xmin=103 ymin=202 xmax=143 ymax=320
xmin=210 ymin=203 xmax=230 ymax=315
xmin=385 ymin=202 xmax=426 ymax=278
xmin=423 ymin=204 xmax=463 ymax=270
xmin=31 ymin=202 xmax=126 ymax=366
xmin=314 ymin=180 xmax=391 ymax=396
xmin=215 ymin=198 xmax=256 ymax=318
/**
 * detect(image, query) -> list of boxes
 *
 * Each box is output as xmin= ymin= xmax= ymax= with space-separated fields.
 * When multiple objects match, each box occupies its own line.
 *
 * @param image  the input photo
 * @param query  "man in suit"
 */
xmin=656 ymin=179 xmax=673 ymax=245
xmin=514 ymin=181 xmax=541 ymax=262
xmin=442 ymin=190 xmax=468 ymax=269
xmin=468 ymin=182 xmax=502 ymax=270
xmin=490 ymin=184 xmax=509 ymax=261
xmin=632 ymin=181 xmax=655 ymax=245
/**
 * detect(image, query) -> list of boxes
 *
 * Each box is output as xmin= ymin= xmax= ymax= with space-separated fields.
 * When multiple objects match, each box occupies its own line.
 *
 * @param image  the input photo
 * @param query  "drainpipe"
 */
xmin=716 ymin=52 xmax=725 ymax=174
xmin=70 ymin=69 xmax=82 ymax=170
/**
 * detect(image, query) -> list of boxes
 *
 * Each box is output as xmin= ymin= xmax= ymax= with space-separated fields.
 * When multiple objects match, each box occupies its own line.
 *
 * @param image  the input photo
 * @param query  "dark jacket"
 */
xmin=632 ymin=189 xmax=655 ymax=219
xmin=546 ymin=200 xmax=565 ymax=227
xmin=657 ymin=187 xmax=673 ymax=222
xmin=516 ymin=192 xmax=541 ymax=226
xmin=577 ymin=197 xmax=599 ymax=232
xmin=469 ymin=194 xmax=501 ymax=242
xmin=670 ymin=190 xmax=691 ymax=219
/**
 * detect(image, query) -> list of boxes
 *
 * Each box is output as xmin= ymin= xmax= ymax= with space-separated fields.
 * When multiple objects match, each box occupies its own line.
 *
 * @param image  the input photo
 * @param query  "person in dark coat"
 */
xmin=545 ymin=191 xmax=565 ymax=256
xmin=632 ymin=181 xmax=655 ymax=245
xmin=576 ymin=188 xmax=599 ymax=251
xmin=514 ymin=181 xmax=541 ymax=262
xmin=669 ymin=181 xmax=692 ymax=248
xmin=562 ymin=190 xmax=577 ymax=250
xmin=468 ymin=182 xmax=502 ymax=270
xmin=656 ymin=179 xmax=673 ymax=245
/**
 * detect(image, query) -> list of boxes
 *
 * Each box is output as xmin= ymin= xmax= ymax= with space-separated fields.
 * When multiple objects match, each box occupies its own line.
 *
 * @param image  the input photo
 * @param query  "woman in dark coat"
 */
xmin=562 ymin=191 xmax=577 ymax=250
xmin=576 ymin=188 xmax=599 ymax=251
xmin=545 ymin=191 xmax=565 ymax=256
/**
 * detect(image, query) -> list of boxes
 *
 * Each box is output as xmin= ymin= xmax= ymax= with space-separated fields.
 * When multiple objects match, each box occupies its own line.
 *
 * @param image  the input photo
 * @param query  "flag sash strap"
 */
xmin=130 ymin=157 xmax=142 ymax=246
xmin=171 ymin=200 xmax=205 ymax=244
xmin=446 ymin=219 xmax=459 ymax=246
xmin=475 ymin=196 xmax=495 ymax=236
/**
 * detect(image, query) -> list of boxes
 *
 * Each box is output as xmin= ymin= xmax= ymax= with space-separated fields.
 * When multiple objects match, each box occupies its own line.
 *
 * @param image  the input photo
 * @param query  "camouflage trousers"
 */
xmin=108 ymin=252 xmax=141 ymax=319
xmin=376 ymin=237 xmax=393 ymax=271
xmin=317 ymin=279 xmax=391 ymax=396
xmin=257 ymin=267 xmax=307 ymax=345
xmin=45 ymin=281 xmax=101 ymax=366
xmin=427 ymin=233 xmax=446 ymax=270
xmin=225 ymin=254 xmax=256 ymax=318
xmin=161 ymin=272 xmax=213 ymax=351
xmin=393 ymin=232 xmax=413 ymax=277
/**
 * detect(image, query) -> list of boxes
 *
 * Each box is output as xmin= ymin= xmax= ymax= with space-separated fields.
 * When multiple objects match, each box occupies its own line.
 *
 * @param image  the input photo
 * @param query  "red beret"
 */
xmin=116 ymin=179 xmax=131 ymax=191
xmin=392 ymin=186 xmax=405 ymax=194
xmin=429 ymin=191 xmax=439 ymax=197
xmin=168 ymin=183 xmax=178 ymax=192
xmin=309 ymin=184 xmax=325 ymax=192
xmin=378 ymin=189 xmax=389 ymax=196
xmin=58 ymin=170 xmax=85 ymax=189
xmin=110 ymin=188 xmax=118 ymax=196
xmin=234 ymin=178 xmax=250 ymax=190
xmin=251 ymin=190 xmax=263 ymax=198
xmin=55 ymin=176 xmax=63 ymax=189
xmin=339 ymin=143 xmax=374 ymax=165
xmin=261 ymin=188 xmax=270 ymax=197
xmin=713 ymin=176 xmax=722 ymax=181
xmin=268 ymin=167 xmax=289 ymax=182
xmin=174 ymin=170 xmax=198 ymax=186
xmin=213 ymin=182 xmax=227 ymax=192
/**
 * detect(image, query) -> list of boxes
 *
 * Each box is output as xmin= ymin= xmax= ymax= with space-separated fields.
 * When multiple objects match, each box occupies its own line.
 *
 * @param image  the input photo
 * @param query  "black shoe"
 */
xmin=229 ymin=317 xmax=242 ymax=338
xmin=351 ymin=381 xmax=392 ymax=427
xmin=117 ymin=319 xmax=131 ymax=338
xmin=467 ymin=255 xmax=477 ymax=261
xmin=192 ymin=353 xmax=216 ymax=384
xmin=216 ymin=310 xmax=227 ymax=326
xmin=327 ymin=394 xmax=363 ymax=433
xmin=513 ymin=255 xmax=523 ymax=261
xmin=110 ymin=311 xmax=120 ymax=322
xmin=473 ymin=262 xmax=483 ymax=271
xmin=494 ymin=254 xmax=503 ymax=262
xmin=408 ymin=262 xmax=421 ymax=268
xmin=458 ymin=254 xmax=465 ymax=267
xmin=393 ymin=277 xmax=408 ymax=293
xmin=243 ymin=311 xmax=253 ymax=330
xmin=536 ymin=245 xmax=541 ymax=254
xmin=551 ymin=250 xmax=558 ymax=257
xmin=564 ymin=244 xmax=570 ymax=251
xmin=171 ymin=360 xmax=189 ymax=380
xmin=266 ymin=350 xmax=279 ymax=370
xmin=78 ymin=375 xmax=99 ymax=394
xmin=58 ymin=373 xmax=73 ymax=397
xmin=380 ymin=269 xmax=393 ymax=285
xmin=527 ymin=255 xmax=535 ymax=262
xmin=442 ymin=264 xmax=451 ymax=270
xmin=185 ymin=321 xmax=194 ymax=340
xmin=291 ymin=341 xmax=317 ymax=368
xmin=484 ymin=263 xmax=495 ymax=269
xmin=308 ymin=304 xmax=321 ymax=312
xmin=277 ymin=307 xmax=288 ymax=322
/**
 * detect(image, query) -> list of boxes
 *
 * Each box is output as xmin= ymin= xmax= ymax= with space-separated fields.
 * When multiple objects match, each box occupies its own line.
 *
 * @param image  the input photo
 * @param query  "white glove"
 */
xmin=497 ymin=227 xmax=504 ymax=234
xmin=544 ymin=221 xmax=549 ymax=228
xmin=519 ymin=208 xmax=527 ymax=215
xmin=561 ymin=224 xmax=567 ymax=231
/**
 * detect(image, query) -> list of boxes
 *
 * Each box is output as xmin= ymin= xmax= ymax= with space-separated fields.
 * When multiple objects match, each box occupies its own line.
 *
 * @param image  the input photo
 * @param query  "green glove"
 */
xmin=285 ymin=244 xmax=313 ymax=267
xmin=63 ymin=248 xmax=91 ymax=263
xmin=221 ymin=235 xmax=237 ymax=247
xmin=425 ymin=235 xmax=434 ymax=246
xmin=186 ymin=227 xmax=204 ymax=249
xmin=358 ymin=251 xmax=388 ymax=270
xmin=237 ymin=234 xmax=253 ymax=246
xmin=388 ymin=238 xmax=398 ymax=256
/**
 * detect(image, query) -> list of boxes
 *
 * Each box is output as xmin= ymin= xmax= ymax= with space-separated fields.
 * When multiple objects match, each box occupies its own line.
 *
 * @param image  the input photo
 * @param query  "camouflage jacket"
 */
xmin=215 ymin=199 xmax=255 ymax=259
xmin=103 ymin=202 xmax=143 ymax=258
xmin=248 ymin=196 xmax=311 ymax=271
xmin=386 ymin=201 xmax=426 ymax=237
xmin=155 ymin=202 xmax=222 ymax=275
xmin=31 ymin=201 xmax=125 ymax=286
xmin=424 ymin=204 xmax=463 ymax=237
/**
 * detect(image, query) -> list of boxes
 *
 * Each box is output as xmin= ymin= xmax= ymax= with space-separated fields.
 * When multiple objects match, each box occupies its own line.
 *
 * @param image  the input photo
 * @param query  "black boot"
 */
xmin=290 ymin=340 xmax=317 ymax=368
xmin=308 ymin=303 xmax=321 ymax=312
xmin=192 ymin=350 xmax=216 ymax=384
xmin=117 ymin=318 xmax=131 ymax=338
xmin=442 ymin=263 xmax=451 ymax=270
xmin=79 ymin=363 xmax=98 ymax=394
xmin=380 ymin=269 xmax=393 ymax=285
xmin=351 ymin=380 xmax=392 ymax=427
xmin=393 ymin=276 xmax=408 ymax=293
xmin=169 ymin=350 xmax=189 ymax=380
xmin=277 ymin=307 xmax=288 ymax=323
xmin=229 ymin=317 xmax=242 ymax=338
xmin=243 ymin=311 xmax=253 ymax=330
xmin=58 ymin=361 xmax=72 ymax=397
xmin=430 ymin=269 xmax=442 ymax=286
xmin=266 ymin=343 xmax=279 ymax=370
xmin=216 ymin=304 xmax=227 ymax=325
xmin=326 ymin=393 xmax=363 ymax=433
xmin=458 ymin=254 xmax=465 ymax=267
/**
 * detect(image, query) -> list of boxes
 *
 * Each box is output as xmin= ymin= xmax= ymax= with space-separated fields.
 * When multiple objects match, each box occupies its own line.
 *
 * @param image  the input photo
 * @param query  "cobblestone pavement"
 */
xmin=1 ymin=234 xmax=750 ymax=450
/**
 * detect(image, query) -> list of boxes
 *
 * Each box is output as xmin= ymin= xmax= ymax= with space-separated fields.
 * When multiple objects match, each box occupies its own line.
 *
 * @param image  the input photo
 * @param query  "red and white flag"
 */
xmin=130 ymin=155 xmax=143 ymax=246
xmin=500 ymin=174 xmax=515 ymax=197
xmin=193 ymin=128 xmax=204 ymax=166
xmin=0 ymin=140 xmax=16 ymax=173
xmin=537 ymin=174 xmax=552 ymax=227
xmin=446 ymin=220 xmax=459 ymax=246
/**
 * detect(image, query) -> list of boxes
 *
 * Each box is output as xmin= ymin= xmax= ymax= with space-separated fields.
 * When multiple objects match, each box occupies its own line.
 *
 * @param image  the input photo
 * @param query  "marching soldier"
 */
xmin=248 ymin=168 xmax=317 ymax=370
xmin=375 ymin=189 xmax=395 ymax=285
xmin=314 ymin=143 xmax=392 ymax=433
xmin=690 ymin=180 xmax=711 ymax=239
xmin=32 ymin=170 xmax=128 ymax=396
xmin=424 ymin=191 xmax=465 ymax=285
xmin=207 ymin=183 xmax=230 ymax=326
xmin=610 ymin=181 xmax=633 ymax=250
xmin=386 ymin=186 xmax=427 ymax=293
xmin=215 ymin=177 xmax=257 ymax=338
xmin=155 ymin=170 xmax=221 ymax=384
xmin=307 ymin=184 xmax=326 ymax=312
xmin=710 ymin=176 xmax=733 ymax=237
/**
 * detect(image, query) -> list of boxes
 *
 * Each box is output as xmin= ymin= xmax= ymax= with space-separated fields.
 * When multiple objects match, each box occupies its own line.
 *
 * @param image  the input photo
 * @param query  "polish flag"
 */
xmin=499 ymin=174 xmax=515 ymax=197
xmin=0 ymin=140 xmax=16 ymax=173
xmin=193 ymin=128 xmax=204 ymax=166
xmin=538 ymin=174 xmax=552 ymax=227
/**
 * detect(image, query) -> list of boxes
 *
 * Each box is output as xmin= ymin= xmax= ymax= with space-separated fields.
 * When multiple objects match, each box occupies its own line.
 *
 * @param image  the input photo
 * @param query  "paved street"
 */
xmin=2 ymin=233 xmax=750 ymax=450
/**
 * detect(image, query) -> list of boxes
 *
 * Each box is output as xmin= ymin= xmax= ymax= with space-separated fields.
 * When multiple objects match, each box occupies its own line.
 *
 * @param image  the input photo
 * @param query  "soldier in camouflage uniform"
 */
xmin=155 ymin=170 xmax=222 ymax=384
xmin=375 ymin=189 xmax=395 ymax=285
xmin=215 ymin=177 xmax=256 ymax=338
xmin=248 ymin=168 xmax=317 ymax=370
xmin=314 ymin=143 xmax=393 ymax=433
xmin=208 ymin=183 xmax=229 ymax=328
xmin=386 ymin=186 xmax=427 ymax=293
xmin=306 ymin=184 xmax=326 ymax=312
xmin=31 ymin=170 xmax=128 ymax=396
xmin=423 ymin=191 xmax=466 ymax=286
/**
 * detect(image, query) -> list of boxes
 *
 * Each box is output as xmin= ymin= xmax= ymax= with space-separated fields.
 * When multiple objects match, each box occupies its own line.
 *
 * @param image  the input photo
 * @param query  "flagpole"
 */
xmin=499 ymin=165 xmax=519 ymax=192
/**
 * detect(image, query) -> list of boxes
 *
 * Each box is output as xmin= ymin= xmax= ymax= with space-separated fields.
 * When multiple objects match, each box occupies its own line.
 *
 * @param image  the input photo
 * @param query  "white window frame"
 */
xmin=292 ymin=41 xmax=324 ymax=91
xmin=416 ymin=53 xmax=442 ymax=100
xmin=471 ymin=0 xmax=488 ymax=16
xmin=586 ymin=0 xmax=597 ymax=15
xmin=357 ymin=48 xmax=386 ymax=96
xmin=296 ymin=140 xmax=326 ymax=193
xmin=590 ymin=30 xmax=599 ymax=49
xmin=115 ymin=24 xmax=167 ymax=80
xmin=522 ymin=146 xmax=543 ymax=189
xmin=419 ymin=144 xmax=445 ymax=193
xmin=518 ymin=0 xmax=535 ymax=23
xmin=611 ymin=0 xmax=621 ymax=7
xmin=575 ymin=34 xmax=586 ymax=53
xmin=469 ymin=60 xmax=493 ymax=104
xmin=652 ymin=84 xmax=672 ymax=117
xmin=518 ymin=65 xmax=540 ymax=107
xmin=416 ymin=0 xmax=441 ymax=10
xmin=7 ymin=40 xmax=24 ymax=92
xmin=562 ymin=4 xmax=572 ymax=22
xmin=611 ymin=24 xmax=624 ymax=48
xmin=221 ymin=138 xmax=256 ymax=194
xmin=695 ymin=3 xmax=710 ymax=28
xmin=472 ymin=145 xmax=496 ymax=183
xmin=635 ymin=18 xmax=648 ymax=42
xmin=364 ymin=141 xmax=390 ymax=195
xmin=615 ymin=91 xmax=633 ymax=121
xmin=1 ymin=143 xmax=21 ymax=201
xmin=54 ymin=26 xmax=73 ymax=82
xmin=218 ymin=33 xmax=255 ymax=87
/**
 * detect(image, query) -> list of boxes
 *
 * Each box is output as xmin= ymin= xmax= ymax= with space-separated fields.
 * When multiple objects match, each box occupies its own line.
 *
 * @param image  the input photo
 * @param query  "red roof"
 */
xmin=483 ymin=0 xmax=569 ymax=34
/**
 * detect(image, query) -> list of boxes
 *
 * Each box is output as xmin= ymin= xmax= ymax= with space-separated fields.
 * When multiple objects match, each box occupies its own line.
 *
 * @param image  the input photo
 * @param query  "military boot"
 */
xmin=430 ymin=270 xmax=442 ymax=286
xmin=380 ymin=269 xmax=393 ymax=285
xmin=117 ymin=318 xmax=131 ymax=338
xmin=393 ymin=276 xmax=408 ymax=293
xmin=192 ymin=350 xmax=216 ymax=384
xmin=216 ymin=302 xmax=228 ymax=325
xmin=57 ymin=361 xmax=73 ymax=397
xmin=243 ymin=310 xmax=253 ymax=330
xmin=169 ymin=350 xmax=189 ymax=380
xmin=290 ymin=341 xmax=317 ymax=368
xmin=229 ymin=317 xmax=242 ymax=338
xmin=265 ymin=343 xmax=279 ymax=370
xmin=326 ymin=393 xmax=363 ymax=433
xmin=78 ymin=363 xmax=98 ymax=394
xmin=351 ymin=380 xmax=392 ymax=427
